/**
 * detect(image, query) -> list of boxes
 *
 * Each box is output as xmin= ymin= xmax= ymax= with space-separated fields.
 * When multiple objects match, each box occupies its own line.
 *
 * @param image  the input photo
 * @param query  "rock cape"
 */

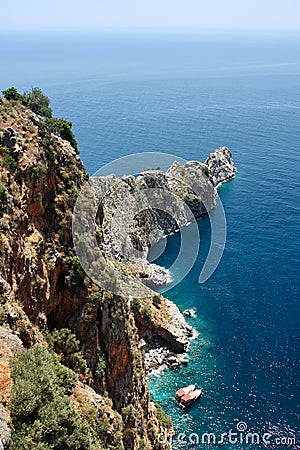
xmin=95 ymin=146 xmax=236 ymax=290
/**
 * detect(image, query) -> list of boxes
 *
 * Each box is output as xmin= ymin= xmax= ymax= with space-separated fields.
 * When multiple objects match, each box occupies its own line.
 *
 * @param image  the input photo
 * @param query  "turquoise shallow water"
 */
xmin=0 ymin=30 xmax=299 ymax=449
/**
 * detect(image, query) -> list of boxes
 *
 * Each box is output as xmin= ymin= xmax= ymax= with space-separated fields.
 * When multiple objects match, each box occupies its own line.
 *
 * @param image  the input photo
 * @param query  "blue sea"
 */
xmin=0 ymin=30 xmax=299 ymax=449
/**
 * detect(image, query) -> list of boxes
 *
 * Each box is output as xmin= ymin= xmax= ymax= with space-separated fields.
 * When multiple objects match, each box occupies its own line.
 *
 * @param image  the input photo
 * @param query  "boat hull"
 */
xmin=179 ymin=388 xmax=203 ymax=409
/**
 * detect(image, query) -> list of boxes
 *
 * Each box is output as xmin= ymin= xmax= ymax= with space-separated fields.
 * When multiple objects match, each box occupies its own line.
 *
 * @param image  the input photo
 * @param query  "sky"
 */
xmin=0 ymin=0 xmax=299 ymax=31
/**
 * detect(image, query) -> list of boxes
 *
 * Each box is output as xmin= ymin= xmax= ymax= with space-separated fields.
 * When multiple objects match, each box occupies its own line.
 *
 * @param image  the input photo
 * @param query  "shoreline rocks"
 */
xmin=145 ymin=345 xmax=191 ymax=377
xmin=135 ymin=260 xmax=172 ymax=287
xmin=140 ymin=301 xmax=200 ymax=377
xmin=144 ymin=324 xmax=199 ymax=377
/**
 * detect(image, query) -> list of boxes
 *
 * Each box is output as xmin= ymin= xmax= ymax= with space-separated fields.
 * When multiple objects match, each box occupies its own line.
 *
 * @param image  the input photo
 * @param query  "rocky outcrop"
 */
xmin=134 ymin=297 xmax=193 ymax=353
xmin=205 ymin=146 xmax=236 ymax=186
xmin=95 ymin=146 xmax=235 ymax=290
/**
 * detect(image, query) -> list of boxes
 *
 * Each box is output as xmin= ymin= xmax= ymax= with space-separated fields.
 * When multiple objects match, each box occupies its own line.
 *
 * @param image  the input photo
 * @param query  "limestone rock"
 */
xmin=205 ymin=146 xmax=236 ymax=186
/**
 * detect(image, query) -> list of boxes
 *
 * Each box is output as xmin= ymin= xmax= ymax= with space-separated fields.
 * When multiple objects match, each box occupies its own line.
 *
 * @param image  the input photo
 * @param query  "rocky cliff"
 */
xmin=0 ymin=97 xmax=235 ymax=449
xmin=0 ymin=99 xmax=173 ymax=449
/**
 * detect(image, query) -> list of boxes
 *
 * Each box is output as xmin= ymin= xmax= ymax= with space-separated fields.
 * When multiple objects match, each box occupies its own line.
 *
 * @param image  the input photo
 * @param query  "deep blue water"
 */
xmin=0 ymin=30 xmax=299 ymax=449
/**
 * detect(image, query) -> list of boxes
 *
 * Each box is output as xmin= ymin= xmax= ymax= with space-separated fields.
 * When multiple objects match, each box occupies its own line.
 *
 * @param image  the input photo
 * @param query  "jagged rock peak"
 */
xmin=205 ymin=146 xmax=236 ymax=187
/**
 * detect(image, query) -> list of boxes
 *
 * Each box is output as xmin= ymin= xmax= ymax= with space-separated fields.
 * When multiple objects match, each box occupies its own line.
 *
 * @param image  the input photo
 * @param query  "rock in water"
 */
xmin=205 ymin=146 xmax=236 ymax=187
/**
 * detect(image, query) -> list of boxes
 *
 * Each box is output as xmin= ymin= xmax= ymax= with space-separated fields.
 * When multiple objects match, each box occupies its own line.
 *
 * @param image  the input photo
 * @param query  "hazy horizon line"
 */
xmin=1 ymin=26 xmax=300 ymax=34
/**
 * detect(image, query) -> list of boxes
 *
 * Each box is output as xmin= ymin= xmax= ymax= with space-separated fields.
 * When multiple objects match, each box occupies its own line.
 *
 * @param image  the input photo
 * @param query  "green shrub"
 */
xmin=24 ymin=87 xmax=52 ymax=118
xmin=131 ymin=298 xmax=141 ymax=310
xmin=121 ymin=404 xmax=139 ymax=431
xmin=9 ymin=422 xmax=51 ymax=450
xmin=46 ymin=117 xmax=78 ymax=153
xmin=152 ymin=295 xmax=162 ymax=308
xmin=201 ymin=165 xmax=209 ymax=176
xmin=154 ymin=403 xmax=172 ymax=429
xmin=103 ymin=268 xmax=117 ymax=291
xmin=140 ymin=304 xmax=152 ymax=320
xmin=103 ymin=291 xmax=114 ymax=301
xmin=67 ymin=255 xmax=86 ymax=286
xmin=45 ymin=328 xmax=88 ymax=375
xmin=2 ymin=87 xmax=25 ymax=103
xmin=96 ymin=415 xmax=110 ymax=441
xmin=1 ymin=153 xmax=18 ymax=171
xmin=95 ymin=356 xmax=106 ymax=378
xmin=9 ymin=345 xmax=93 ymax=450
xmin=31 ymin=164 xmax=48 ymax=179
xmin=0 ymin=183 xmax=8 ymax=215
xmin=27 ymin=125 xmax=35 ymax=133
xmin=91 ymin=291 xmax=103 ymax=305
xmin=10 ymin=345 xmax=77 ymax=424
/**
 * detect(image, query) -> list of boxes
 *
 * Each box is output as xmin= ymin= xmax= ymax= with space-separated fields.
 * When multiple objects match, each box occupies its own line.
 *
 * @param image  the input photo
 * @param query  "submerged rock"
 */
xmin=183 ymin=308 xmax=197 ymax=318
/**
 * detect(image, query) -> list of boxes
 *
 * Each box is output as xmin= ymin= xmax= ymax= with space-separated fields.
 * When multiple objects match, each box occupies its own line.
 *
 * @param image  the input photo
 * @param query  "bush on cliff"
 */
xmin=45 ymin=328 xmax=88 ymax=376
xmin=140 ymin=304 xmax=152 ymax=320
xmin=46 ymin=117 xmax=79 ymax=153
xmin=66 ymin=255 xmax=86 ymax=286
xmin=2 ymin=87 xmax=25 ymax=103
xmin=201 ymin=165 xmax=209 ymax=176
xmin=24 ymin=87 xmax=52 ymax=118
xmin=0 ymin=183 xmax=8 ymax=215
xmin=154 ymin=403 xmax=172 ymax=429
xmin=2 ymin=86 xmax=52 ymax=117
xmin=1 ymin=151 xmax=18 ymax=171
xmin=9 ymin=345 xmax=93 ymax=450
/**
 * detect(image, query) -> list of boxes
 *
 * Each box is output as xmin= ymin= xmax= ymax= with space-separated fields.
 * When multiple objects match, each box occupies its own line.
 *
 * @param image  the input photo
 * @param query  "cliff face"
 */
xmin=0 ymin=98 xmax=235 ymax=449
xmin=0 ymin=99 xmax=170 ymax=449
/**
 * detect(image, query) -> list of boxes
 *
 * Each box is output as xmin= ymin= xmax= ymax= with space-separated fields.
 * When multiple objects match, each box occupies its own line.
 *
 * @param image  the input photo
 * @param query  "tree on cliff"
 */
xmin=46 ymin=117 xmax=79 ymax=153
xmin=2 ymin=86 xmax=52 ymax=118
xmin=24 ymin=87 xmax=52 ymax=118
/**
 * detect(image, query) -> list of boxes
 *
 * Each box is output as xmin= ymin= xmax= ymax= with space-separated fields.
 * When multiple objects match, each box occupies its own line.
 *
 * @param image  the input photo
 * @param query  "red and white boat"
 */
xmin=175 ymin=384 xmax=196 ymax=402
xmin=180 ymin=388 xmax=203 ymax=409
